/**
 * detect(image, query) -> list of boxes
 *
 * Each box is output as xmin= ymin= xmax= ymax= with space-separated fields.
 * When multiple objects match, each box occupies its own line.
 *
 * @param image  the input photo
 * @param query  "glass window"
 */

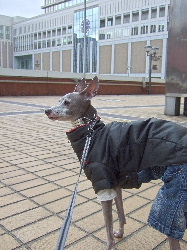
xmin=132 ymin=11 xmax=139 ymax=22
xmin=57 ymin=38 xmax=61 ymax=46
xmin=107 ymin=17 xmax=113 ymax=26
xmin=67 ymin=35 xmax=72 ymax=44
xmin=47 ymin=30 xmax=51 ymax=37
xmin=150 ymin=24 xmax=156 ymax=33
xmin=115 ymin=28 xmax=121 ymax=38
xmin=42 ymin=40 xmax=46 ymax=48
xmin=99 ymin=33 xmax=105 ymax=40
xmin=141 ymin=25 xmax=148 ymax=34
xmin=34 ymin=42 xmax=37 ymax=49
xmin=0 ymin=25 xmax=4 ymax=39
xmin=52 ymin=29 xmax=56 ymax=36
xmin=68 ymin=26 xmax=72 ymax=34
xmin=141 ymin=9 xmax=149 ymax=20
xmin=106 ymin=30 xmax=113 ymax=39
xmin=62 ymin=27 xmax=66 ymax=35
xmin=151 ymin=7 xmax=157 ymax=18
xmin=159 ymin=6 xmax=165 ymax=17
xmin=13 ymin=38 xmax=17 ymax=51
xmin=47 ymin=39 xmax=51 ymax=47
xmin=62 ymin=37 xmax=66 ymax=45
xmin=115 ymin=15 xmax=121 ymax=25
xmin=158 ymin=24 xmax=164 ymax=32
xmin=131 ymin=26 xmax=139 ymax=35
xmin=100 ymin=19 xmax=105 ymax=28
xmin=34 ymin=33 xmax=37 ymax=40
xmin=123 ymin=26 xmax=130 ymax=37
xmin=6 ymin=26 xmax=11 ymax=39
xmin=43 ymin=31 xmax=46 ymax=38
xmin=38 ymin=41 xmax=41 ymax=49
xmin=13 ymin=28 xmax=17 ymax=36
xmin=57 ymin=28 xmax=61 ymax=36
xmin=92 ymin=41 xmax=97 ymax=73
xmin=52 ymin=39 xmax=56 ymax=47
xmin=38 ymin=32 xmax=41 ymax=39
xmin=73 ymin=6 xmax=99 ymax=73
xmin=123 ymin=13 xmax=130 ymax=23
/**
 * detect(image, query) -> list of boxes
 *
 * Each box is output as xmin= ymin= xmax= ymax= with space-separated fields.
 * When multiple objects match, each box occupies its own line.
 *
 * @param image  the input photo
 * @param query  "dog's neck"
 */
xmin=71 ymin=116 xmax=96 ymax=129
xmin=71 ymin=105 xmax=98 ymax=129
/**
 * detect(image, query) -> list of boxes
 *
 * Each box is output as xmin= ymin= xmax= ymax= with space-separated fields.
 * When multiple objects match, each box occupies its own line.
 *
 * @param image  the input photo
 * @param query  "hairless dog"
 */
xmin=45 ymin=77 xmax=186 ymax=250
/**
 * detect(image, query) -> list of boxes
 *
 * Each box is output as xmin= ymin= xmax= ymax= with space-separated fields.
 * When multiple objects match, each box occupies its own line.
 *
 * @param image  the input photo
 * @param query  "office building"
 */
xmin=1 ymin=0 xmax=170 ymax=79
xmin=0 ymin=15 xmax=26 ymax=68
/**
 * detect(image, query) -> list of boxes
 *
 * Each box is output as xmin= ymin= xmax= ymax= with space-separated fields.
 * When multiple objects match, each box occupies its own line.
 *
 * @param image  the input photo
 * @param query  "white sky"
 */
xmin=0 ymin=0 xmax=44 ymax=18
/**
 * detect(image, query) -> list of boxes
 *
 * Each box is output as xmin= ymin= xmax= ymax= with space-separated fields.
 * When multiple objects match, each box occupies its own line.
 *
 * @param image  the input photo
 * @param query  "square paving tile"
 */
xmin=32 ymin=187 xmax=72 ymax=204
xmin=29 ymin=231 xmax=59 ymax=250
xmin=13 ymin=216 xmax=62 ymax=243
xmin=116 ymin=226 xmax=166 ymax=250
xmin=20 ymin=182 xmax=60 ymax=198
xmin=0 ymin=234 xmax=20 ymax=250
xmin=129 ymin=203 xmax=153 ymax=224
xmin=66 ymin=235 xmax=105 ymax=250
xmin=0 ymin=200 xmax=37 ymax=220
xmin=1 ymin=207 xmax=52 ymax=231
xmin=1 ymin=192 xmax=25 ymax=206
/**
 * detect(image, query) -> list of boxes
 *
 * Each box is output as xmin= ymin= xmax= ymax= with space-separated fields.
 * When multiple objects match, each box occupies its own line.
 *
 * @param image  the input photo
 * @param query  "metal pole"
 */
xmin=148 ymin=54 xmax=152 ymax=94
xmin=83 ymin=0 xmax=86 ymax=77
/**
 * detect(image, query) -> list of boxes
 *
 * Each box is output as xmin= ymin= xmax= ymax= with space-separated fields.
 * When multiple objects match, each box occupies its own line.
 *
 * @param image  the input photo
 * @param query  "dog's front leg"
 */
xmin=101 ymin=200 xmax=115 ymax=250
xmin=114 ymin=188 xmax=126 ymax=238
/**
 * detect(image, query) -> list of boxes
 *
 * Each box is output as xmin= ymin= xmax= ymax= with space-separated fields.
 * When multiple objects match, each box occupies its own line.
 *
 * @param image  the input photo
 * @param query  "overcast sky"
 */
xmin=0 ymin=0 xmax=44 ymax=18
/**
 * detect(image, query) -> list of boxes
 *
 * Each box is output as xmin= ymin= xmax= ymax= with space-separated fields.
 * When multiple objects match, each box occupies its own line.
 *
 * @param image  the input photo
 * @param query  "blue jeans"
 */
xmin=138 ymin=165 xmax=187 ymax=240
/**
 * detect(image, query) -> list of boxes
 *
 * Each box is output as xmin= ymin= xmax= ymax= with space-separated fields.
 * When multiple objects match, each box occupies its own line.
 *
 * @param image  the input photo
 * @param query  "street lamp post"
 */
xmin=58 ymin=0 xmax=87 ymax=77
xmin=144 ymin=45 xmax=161 ymax=94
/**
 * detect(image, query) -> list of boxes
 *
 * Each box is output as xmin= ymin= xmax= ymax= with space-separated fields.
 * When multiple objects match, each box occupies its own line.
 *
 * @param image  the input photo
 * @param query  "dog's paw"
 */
xmin=113 ymin=230 xmax=124 ymax=238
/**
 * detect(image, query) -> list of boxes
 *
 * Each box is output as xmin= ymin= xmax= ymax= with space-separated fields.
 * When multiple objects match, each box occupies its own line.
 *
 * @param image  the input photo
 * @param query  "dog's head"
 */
xmin=45 ymin=76 xmax=99 ymax=122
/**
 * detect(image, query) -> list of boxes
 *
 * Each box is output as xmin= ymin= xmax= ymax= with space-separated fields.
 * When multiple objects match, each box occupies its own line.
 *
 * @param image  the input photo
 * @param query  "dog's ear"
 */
xmin=79 ymin=76 xmax=99 ymax=100
xmin=74 ymin=78 xmax=87 ymax=93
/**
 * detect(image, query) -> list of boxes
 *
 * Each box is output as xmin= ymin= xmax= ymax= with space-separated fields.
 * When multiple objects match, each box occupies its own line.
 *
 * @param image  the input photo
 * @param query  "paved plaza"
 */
xmin=0 ymin=94 xmax=187 ymax=250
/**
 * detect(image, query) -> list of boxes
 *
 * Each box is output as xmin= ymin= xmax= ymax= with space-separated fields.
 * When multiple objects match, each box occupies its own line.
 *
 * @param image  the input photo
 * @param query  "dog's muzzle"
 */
xmin=45 ymin=109 xmax=52 ymax=115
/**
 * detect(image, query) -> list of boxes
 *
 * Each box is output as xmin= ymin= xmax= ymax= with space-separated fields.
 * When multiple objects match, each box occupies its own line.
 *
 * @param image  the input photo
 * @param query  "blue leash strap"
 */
xmin=56 ymin=135 xmax=92 ymax=250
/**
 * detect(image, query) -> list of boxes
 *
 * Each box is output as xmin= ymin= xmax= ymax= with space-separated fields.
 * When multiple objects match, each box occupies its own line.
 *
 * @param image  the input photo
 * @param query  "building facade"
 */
xmin=3 ymin=0 xmax=170 ymax=79
xmin=0 ymin=15 xmax=27 ymax=69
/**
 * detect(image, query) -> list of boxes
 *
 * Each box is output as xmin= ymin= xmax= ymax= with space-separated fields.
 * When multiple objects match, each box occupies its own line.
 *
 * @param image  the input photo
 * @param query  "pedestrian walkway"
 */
xmin=0 ymin=94 xmax=187 ymax=250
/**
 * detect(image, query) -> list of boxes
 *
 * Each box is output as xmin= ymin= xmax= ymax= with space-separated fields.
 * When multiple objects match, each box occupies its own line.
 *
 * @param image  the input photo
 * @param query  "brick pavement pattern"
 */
xmin=0 ymin=95 xmax=187 ymax=250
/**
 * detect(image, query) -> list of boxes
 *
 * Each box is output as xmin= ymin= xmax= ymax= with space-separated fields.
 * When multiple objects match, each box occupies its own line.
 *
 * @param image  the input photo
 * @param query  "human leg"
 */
xmin=148 ymin=165 xmax=187 ymax=249
xmin=168 ymin=237 xmax=181 ymax=250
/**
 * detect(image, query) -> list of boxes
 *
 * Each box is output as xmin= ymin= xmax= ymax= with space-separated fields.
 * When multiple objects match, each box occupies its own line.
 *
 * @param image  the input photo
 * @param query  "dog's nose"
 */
xmin=45 ymin=109 xmax=51 ymax=115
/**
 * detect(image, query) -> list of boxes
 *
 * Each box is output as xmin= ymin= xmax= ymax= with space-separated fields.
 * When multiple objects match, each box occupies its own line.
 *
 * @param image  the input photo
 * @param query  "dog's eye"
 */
xmin=64 ymin=100 xmax=70 ymax=106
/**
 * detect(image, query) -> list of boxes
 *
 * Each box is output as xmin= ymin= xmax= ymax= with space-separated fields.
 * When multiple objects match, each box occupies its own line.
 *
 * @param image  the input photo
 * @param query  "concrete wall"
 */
xmin=52 ymin=51 xmax=60 ymax=72
xmin=114 ymin=43 xmax=128 ymax=74
xmin=42 ymin=52 xmax=50 ymax=71
xmin=62 ymin=50 xmax=71 ymax=72
xmin=99 ymin=45 xmax=112 ymax=74
xmin=0 ymin=69 xmax=165 ymax=96
xmin=131 ymin=41 xmax=147 ymax=73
